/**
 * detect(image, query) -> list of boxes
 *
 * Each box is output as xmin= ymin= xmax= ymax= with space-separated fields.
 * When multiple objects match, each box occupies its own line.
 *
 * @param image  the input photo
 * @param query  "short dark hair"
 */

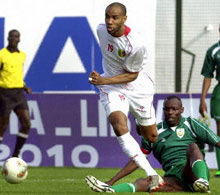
xmin=165 ymin=95 xmax=181 ymax=102
xmin=8 ymin=29 xmax=20 ymax=37
xmin=106 ymin=2 xmax=127 ymax=16
xmin=163 ymin=95 xmax=182 ymax=107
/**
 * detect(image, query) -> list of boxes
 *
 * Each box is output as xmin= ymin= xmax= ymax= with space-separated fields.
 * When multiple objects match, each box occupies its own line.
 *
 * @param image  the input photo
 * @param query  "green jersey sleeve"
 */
xmin=201 ymin=47 xmax=216 ymax=78
xmin=188 ymin=117 xmax=220 ymax=145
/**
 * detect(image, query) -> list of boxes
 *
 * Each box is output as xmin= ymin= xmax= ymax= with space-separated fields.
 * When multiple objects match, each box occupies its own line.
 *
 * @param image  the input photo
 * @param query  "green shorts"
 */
xmin=211 ymin=85 xmax=220 ymax=121
xmin=164 ymin=160 xmax=192 ymax=192
xmin=164 ymin=160 xmax=210 ymax=192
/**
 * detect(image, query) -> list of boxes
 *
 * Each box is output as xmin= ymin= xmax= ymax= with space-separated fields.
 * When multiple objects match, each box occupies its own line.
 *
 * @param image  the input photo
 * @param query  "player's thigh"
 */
xmin=99 ymin=90 xmax=129 ymax=117
xmin=15 ymin=108 xmax=30 ymax=121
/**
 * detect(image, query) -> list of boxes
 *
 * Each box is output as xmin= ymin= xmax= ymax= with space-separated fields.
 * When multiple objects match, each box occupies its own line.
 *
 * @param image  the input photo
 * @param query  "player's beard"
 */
xmin=107 ymin=22 xmax=124 ymax=37
xmin=165 ymin=115 xmax=181 ymax=127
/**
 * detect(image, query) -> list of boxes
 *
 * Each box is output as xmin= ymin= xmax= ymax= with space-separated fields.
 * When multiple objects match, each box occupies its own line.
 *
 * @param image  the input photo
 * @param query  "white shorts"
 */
xmin=99 ymin=88 xmax=156 ymax=126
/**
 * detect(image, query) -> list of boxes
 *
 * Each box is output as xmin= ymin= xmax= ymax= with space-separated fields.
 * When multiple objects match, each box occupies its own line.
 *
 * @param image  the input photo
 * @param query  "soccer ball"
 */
xmin=2 ymin=157 xmax=28 ymax=184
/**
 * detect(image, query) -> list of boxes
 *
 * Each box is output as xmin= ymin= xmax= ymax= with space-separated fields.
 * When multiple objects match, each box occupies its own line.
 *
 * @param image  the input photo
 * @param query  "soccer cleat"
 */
xmin=148 ymin=175 xmax=165 ymax=192
xmin=85 ymin=175 xmax=115 ymax=193
xmin=193 ymin=178 xmax=210 ymax=193
xmin=215 ymin=170 xmax=220 ymax=178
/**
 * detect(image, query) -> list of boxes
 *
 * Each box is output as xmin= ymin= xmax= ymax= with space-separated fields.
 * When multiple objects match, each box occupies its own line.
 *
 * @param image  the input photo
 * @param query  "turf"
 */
xmin=0 ymin=167 xmax=220 ymax=194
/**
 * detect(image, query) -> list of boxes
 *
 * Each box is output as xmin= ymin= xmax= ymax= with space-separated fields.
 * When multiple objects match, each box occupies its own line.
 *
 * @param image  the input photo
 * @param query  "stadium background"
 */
xmin=0 ymin=0 xmax=219 ymax=169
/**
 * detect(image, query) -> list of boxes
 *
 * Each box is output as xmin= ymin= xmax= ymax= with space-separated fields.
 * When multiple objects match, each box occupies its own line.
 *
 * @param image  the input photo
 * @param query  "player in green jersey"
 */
xmin=199 ymin=25 xmax=220 ymax=177
xmin=86 ymin=95 xmax=220 ymax=193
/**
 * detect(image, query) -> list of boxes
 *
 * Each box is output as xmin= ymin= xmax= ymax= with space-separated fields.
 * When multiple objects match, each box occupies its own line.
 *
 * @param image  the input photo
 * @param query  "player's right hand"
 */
xmin=199 ymin=100 xmax=207 ymax=117
xmin=88 ymin=71 xmax=103 ymax=85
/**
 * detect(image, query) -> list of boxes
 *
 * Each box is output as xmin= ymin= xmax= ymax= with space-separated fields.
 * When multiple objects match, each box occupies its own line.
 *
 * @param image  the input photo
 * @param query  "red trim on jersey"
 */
xmin=124 ymin=31 xmax=132 ymax=56
xmin=140 ymin=147 xmax=151 ymax=155
xmin=124 ymin=25 xmax=131 ymax=36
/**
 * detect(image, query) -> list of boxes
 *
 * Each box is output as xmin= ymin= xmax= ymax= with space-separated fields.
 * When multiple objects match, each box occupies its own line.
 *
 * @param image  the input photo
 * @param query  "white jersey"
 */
xmin=96 ymin=24 xmax=154 ymax=95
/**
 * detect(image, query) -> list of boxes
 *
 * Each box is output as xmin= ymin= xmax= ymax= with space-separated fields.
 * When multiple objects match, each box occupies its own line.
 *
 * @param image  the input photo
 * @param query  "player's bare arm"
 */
xmin=106 ymin=160 xmax=138 ymax=186
xmin=199 ymin=77 xmax=211 ymax=117
xmin=89 ymin=70 xmax=138 ymax=85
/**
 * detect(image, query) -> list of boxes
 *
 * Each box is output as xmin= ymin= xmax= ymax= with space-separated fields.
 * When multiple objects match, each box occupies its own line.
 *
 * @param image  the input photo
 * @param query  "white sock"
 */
xmin=117 ymin=132 xmax=157 ymax=176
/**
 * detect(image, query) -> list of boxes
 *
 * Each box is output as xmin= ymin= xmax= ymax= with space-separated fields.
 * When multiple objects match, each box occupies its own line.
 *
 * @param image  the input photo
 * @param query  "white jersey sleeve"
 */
xmin=96 ymin=24 xmax=103 ymax=41
xmin=123 ymin=46 xmax=146 ymax=73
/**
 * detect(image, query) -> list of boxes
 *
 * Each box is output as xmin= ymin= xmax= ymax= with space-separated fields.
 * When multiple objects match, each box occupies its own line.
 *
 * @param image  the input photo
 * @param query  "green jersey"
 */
xmin=201 ymin=40 xmax=220 ymax=81
xmin=141 ymin=117 xmax=220 ymax=172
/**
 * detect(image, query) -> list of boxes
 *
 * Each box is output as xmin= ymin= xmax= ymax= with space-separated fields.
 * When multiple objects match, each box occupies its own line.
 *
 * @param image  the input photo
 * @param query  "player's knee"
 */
xmin=187 ymin=143 xmax=199 ymax=154
xmin=139 ymin=124 xmax=158 ymax=142
xmin=187 ymin=143 xmax=204 ymax=160
xmin=188 ymin=143 xmax=198 ymax=150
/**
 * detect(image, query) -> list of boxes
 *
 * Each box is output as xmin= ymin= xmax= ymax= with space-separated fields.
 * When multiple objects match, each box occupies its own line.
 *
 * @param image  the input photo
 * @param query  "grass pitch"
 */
xmin=0 ymin=167 xmax=220 ymax=195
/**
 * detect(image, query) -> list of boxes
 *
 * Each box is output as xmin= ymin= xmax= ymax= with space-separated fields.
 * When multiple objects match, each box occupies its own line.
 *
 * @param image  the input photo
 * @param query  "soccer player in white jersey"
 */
xmin=88 ymin=2 xmax=164 ymax=191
